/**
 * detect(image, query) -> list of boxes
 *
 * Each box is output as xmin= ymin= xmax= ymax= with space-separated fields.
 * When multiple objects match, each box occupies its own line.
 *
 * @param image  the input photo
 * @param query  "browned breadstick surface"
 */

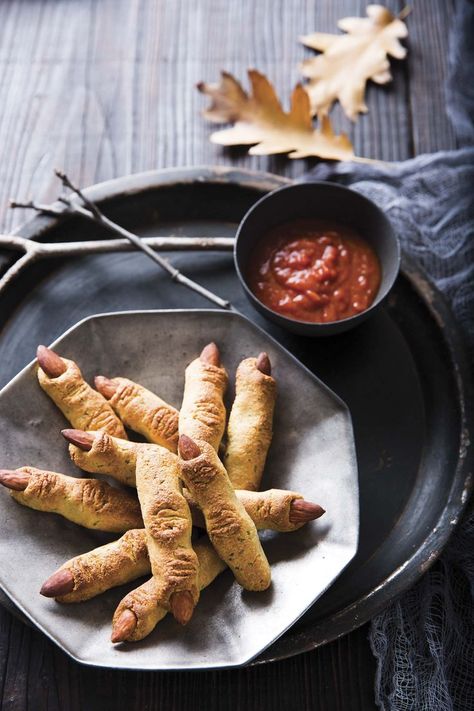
xmin=135 ymin=446 xmax=199 ymax=617
xmin=179 ymin=436 xmax=271 ymax=591
xmin=8 ymin=467 xmax=142 ymax=532
xmin=111 ymin=537 xmax=226 ymax=642
xmin=224 ymin=354 xmax=276 ymax=491
xmin=43 ymin=529 xmax=150 ymax=602
xmin=39 ymin=491 xmax=325 ymax=602
xmin=37 ymin=347 xmax=127 ymax=438
xmin=179 ymin=343 xmax=228 ymax=451
xmin=95 ymin=376 xmax=179 ymax=451
xmin=65 ymin=430 xmax=142 ymax=487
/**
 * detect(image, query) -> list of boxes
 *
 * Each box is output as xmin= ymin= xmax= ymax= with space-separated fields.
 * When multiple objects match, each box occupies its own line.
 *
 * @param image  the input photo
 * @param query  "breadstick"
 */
xmin=135 ymin=446 xmax=199 ymax=624
xmin=60 ymin=430 xmax=325 ymax=530
xmin=36 ymin=346 xmax=127 ymax=438
xmin=63 ymin=429 xmax=141 ymax=486
xmin=40 ymin=529 xmax=150 ymax=602
xmin=111 ymin=538 xmax=226 ymax=642
xmin=0 ymin=467 xmax=142 ymax=532
xmin=39 ymin=492 xmax=325 ymax=602
xmin=179 ymin=343 xmax=228 ymax=451
xmin=95 ymin=376 xmax=179 ymax=451
xmin=179 ymin=436 xmax=271 ymax=591
xmin=224 ymin=353 xmax=276 ymax=491
xmin=184 ymin=487 xmax=323 ymax=532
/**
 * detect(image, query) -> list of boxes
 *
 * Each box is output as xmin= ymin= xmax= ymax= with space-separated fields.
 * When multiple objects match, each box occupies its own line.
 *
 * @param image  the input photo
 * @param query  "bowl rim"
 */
xmin=234 ymin=180 xmax=401 ymax=329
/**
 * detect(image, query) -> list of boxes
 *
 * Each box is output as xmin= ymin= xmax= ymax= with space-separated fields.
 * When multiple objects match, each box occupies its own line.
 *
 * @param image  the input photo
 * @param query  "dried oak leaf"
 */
xmin=300 ymin=4 xmax=408 ymax=120
xmin=197 ymin=69 xmax=357 ymax=161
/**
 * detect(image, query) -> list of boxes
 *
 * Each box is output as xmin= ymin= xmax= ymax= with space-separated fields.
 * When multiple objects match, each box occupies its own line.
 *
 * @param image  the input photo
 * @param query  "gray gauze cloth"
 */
xmin=305 ymin=147 xmax=473 ymax=711
xmin=304 ymin=1 xmax=473 ymax=709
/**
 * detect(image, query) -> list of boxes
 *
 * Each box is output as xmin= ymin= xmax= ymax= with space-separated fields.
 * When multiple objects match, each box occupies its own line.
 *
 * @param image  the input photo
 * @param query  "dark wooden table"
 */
xmin=0 ymin=1 xmax=459 ymax=709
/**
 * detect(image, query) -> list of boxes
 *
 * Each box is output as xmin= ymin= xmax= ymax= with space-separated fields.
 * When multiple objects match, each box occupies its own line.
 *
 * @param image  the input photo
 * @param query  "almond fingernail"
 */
xmin=178 ymin=435 xmax=201 ymax=461
xmin=37 ymin=345 xmax=67 ymax=378
xmin=200 ymin=342 xmax=220 ymax=367
xmin=111 ymin=609 xmax=137 ymax=643
xmin=0 ymin=469 xmax=30 ymax=491
xmin=40 ymin=569 xmax=74 ymax=597
xmin=94 ymin=376 xmax=117 ymax=399
xmin=170 ymin=591 xmax=195 ymax=625
xmin=256 ymin=352 xmax=271 ymax=375
xmin=289 ymin=499 xmax=325 ymax=523
xmin=61 ymin=429 xmax=95 ymax=451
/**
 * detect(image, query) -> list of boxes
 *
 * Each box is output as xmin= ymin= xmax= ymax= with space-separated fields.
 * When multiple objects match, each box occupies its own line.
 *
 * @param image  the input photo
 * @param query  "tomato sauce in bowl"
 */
xmin=247 ymin=219 xmax=382 ymax=324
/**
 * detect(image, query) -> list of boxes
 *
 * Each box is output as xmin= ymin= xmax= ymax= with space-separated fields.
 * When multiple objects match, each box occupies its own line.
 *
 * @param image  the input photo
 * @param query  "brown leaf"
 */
xmin=300 ymin=4 xmax=408 ymax=120
xmin=197 ymin=70 xmax=358 ymax=161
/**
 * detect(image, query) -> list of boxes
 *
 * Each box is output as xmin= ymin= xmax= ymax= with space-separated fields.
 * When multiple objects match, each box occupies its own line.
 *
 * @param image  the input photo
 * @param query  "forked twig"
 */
xmin=7 ymin=172 xmax=233 ymax=309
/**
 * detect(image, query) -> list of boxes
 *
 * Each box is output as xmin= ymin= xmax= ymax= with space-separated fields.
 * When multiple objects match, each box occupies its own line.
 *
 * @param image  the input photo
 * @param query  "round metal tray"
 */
xmin=0 ymin=167 xmax=472 ymax=665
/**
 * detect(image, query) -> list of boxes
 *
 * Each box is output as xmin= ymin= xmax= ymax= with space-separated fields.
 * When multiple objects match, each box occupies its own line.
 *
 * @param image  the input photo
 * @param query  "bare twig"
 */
xmin=7 ymin=172 xmax=234 ymax=309
xmin=55 ymin=169 xmax=102 ymax=219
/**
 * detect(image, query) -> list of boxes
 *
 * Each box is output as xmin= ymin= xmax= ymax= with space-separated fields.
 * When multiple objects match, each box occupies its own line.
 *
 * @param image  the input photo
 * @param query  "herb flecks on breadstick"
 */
xmin=111 ymin=538 xmax=226 ymax=643
xmin=179 ymin=343 xmax=228 ymax=452
xmin=60 ymin=430 xmax=326 ymax=529
xmin=135 ymin=446 xmax=199 ymax=625
xmin=40 ymin=529 xmax=150 ymax=602
xmin=179 ymin=436 xmax=271 ymax=592
xmin=63 ymin=429 xmax=139 ymax=486
xmin=39 ymin=493 xmax=325 ymax=602
xmin=95 ymin=376 xmax=179 ymax=451
xmin=0 ymin=467 xmax=142 ymax=532
xmin=37 ymin=346 xmax=127 ymax=439
xmin=224 ymin=352 xmax=276 ymax=491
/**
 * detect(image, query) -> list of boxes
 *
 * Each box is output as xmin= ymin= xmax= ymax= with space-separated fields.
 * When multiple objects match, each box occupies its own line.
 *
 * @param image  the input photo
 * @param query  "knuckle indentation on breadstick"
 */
xmin=179 ymin=346 xmax=228 ymax=451
xmin=37 ymin=351 xmax=127 ymax=438
xmin=65 ymin=430 xmax=139 ymax=487
xmin=179 ymin=437 xmax=271 ymax=591
xmin=9 ymin=467 xmax=143 ymax=533
xmin=224 ymin=355 xmax=276 ymax=491
xmin=95 ymin=376 xmax=179 ymax=450
xmin=134 ymin=446 xmax=199 ymax=627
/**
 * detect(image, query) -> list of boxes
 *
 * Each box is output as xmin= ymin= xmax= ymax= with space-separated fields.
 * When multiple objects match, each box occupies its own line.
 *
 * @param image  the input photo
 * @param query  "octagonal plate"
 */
xmin=0 ymin=309 xmax=358 ymax=670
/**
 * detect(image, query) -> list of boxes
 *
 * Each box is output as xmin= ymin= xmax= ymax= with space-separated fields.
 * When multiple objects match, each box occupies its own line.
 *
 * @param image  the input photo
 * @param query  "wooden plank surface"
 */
xmin=0 ymin=1 xmax=458 ymax=709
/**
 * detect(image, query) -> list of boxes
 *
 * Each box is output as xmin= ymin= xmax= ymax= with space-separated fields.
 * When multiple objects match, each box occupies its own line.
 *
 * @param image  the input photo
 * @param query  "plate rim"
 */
xmin=0 ymin=307 xmax=359 ymax=670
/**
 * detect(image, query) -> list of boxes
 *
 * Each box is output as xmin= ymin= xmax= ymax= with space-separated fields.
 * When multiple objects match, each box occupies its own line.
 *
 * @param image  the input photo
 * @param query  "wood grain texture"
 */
xmin=0 ymin=1 xmax=458 ymax=709
xmin=0 ymin=604 xmax=376 ymax=711
xmin=0 ymin=0 xmax=458 ymax=234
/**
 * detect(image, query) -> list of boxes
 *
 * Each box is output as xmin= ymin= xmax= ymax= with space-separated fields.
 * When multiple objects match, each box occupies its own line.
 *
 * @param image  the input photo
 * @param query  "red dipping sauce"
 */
xmin=247 ymin=219 xmax=381 ymax=324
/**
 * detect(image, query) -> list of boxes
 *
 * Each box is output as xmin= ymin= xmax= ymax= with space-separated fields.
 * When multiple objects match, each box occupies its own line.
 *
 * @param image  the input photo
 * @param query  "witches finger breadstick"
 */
xmin=224 ymin=353 xmax=276 ymax=491
xmin=135 ymin=446 xmax=199 ymax=625
xmin=63 ymin=429 xmax=142 ymax=487
xmin=40 ymin=496 xmax=325 ymax=602
xmin=179 ymin=436 xmax=271 ymax=591
xmin=61 ymin=429 xmax=325 ymax=531
xmin=0 ymin=467 xmax=142 ymax=533
xmin=95 ymin=376 xmax=179 ymax=451
xmin=40 ymin=529 xmax=149 ymax=602
xmin=179 ymin=343 xmax=228 ymax=451
xmin=111 ymin=537 xmax=226 ymax=643
xmin=184 ymin=487 xmax=324 ymax=532
xmin=36 ymin=346 xmax=127 ymax=439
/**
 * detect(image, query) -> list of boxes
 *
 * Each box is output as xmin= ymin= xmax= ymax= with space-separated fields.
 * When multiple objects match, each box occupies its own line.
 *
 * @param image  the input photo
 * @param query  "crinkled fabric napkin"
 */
xmin=305 ymin=147 xmax=473 ymax=711
xmin=303 ymin=1 xmax=473 ymax=708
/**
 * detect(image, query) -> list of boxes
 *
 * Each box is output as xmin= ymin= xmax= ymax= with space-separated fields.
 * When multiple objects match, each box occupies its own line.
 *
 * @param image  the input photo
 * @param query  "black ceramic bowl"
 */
xmin=234 ymin=181 xmax=401 ymax=336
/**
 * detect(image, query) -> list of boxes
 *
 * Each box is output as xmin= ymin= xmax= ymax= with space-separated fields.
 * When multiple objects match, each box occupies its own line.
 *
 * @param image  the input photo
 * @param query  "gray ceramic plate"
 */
xmin=0 ymin=308 xmax=358 ymax=670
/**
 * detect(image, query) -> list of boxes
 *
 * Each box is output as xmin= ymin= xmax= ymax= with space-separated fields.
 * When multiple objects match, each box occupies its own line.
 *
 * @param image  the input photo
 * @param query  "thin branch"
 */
xmin=55 ymin=169 xmax=102 ymax=219
xmin=9 ymin=199 xmax=66 ymax=218
xmin=8 ymin=171 xmax=233 ymax=310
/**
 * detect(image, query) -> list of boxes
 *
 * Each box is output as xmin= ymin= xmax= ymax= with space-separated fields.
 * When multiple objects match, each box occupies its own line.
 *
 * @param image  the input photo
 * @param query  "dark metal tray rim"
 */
xmin=2 ymin=166 xmax=472 ymax=668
